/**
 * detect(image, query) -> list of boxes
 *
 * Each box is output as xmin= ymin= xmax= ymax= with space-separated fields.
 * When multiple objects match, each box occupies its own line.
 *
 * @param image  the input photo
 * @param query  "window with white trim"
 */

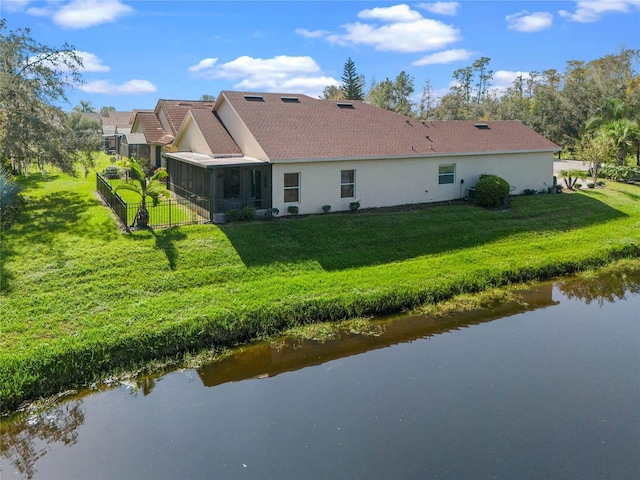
xmin=438 ymin=164 xmax=455 ymax=185
xmin=341 ymin=169 xmax=355 ymax=198
xmin=284 ymin=172 xmax=300 ymax=203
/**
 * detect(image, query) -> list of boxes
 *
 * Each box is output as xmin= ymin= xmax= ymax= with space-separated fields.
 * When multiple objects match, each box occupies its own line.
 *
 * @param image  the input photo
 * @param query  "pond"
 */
xmin=2 ymin=269 xmax=639 ymax=479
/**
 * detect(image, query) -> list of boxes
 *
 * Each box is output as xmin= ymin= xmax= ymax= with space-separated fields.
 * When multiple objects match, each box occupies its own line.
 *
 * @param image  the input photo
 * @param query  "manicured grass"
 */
xmin=1 ymin=165 xmax=640 ymax=413
xmin=101 ymin=176 xmax=202 ymax=226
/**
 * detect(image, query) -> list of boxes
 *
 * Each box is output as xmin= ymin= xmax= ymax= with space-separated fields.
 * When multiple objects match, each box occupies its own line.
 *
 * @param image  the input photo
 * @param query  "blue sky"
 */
xmin=2 ymin=1 xmax=639 ymax=111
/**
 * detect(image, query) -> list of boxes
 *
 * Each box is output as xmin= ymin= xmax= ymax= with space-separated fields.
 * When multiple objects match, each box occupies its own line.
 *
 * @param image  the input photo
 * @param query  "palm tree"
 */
xmin=601 ymin=119 xmax=640 ymax=165
xmin=585 ymin=97 xmax=628 ymax=132
xmin=114 ymin=159 xmax=169 ymax=228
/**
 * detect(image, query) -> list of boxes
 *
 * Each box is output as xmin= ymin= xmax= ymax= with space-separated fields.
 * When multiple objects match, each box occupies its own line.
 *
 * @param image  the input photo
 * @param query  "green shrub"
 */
xmin=475 ymin=174 xmax=510 ymax=209
xmin=103 ymin=165 xmax=120 ymax=179
xmin=349 ymin=201 xmax=361 ymax=212
xmin=226 ymin=207 xmax=256 ymax=222
xmin=264 ymin=207 xmax=279 ymax=220
xmin=287 ymin=205 xmax=299 ymax=216
xmin=322 ymin=205 xmax=331 ymax=213
xmin=599 ymin=164 xmax=640 ymax=182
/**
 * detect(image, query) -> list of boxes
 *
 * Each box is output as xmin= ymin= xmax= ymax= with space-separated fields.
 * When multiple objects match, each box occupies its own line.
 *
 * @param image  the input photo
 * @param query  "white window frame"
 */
xmin=340 ymin=169 xmax=356 ymax=198
xmin=438 ymin=164 xmax=456 ymax=185
xmin=284 ymin=172 xmax=300 ymax=203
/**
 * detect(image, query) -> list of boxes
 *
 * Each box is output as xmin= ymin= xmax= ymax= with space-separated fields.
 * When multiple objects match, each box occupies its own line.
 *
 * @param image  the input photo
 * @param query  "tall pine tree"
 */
xmin=340 ymin=58 xmax=365 ymax=100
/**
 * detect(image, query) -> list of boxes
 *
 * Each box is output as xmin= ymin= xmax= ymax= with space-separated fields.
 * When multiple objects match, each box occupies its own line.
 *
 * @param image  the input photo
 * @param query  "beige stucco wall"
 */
xmin=157 ymin=109 xmax=172 ymax=136
xmin=271 ymin=151 xmax=554 ymax=216
xmin=175 ymin=115 xmax=212 ymax=155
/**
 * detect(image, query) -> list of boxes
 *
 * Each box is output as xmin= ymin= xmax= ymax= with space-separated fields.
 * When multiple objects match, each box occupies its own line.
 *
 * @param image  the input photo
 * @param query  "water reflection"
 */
xmin=1 ymin=399 xmax=85 ymax=479
xmin=198 ymin=283 xmax=557 ymax=388
xmin=557 ymin=268 xmax=640 ymax=305
xmin=0 ymin=271 xmax=640 ymax=478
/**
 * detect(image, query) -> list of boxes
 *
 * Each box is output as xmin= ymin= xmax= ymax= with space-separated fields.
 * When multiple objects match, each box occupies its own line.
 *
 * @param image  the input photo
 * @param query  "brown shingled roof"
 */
xmin=155 ymin=100 xmax=214 ymax=136
xmin=136 ymin=111 xmax=173 ymax=145
xmin=188 ymin=110 xmax=242 ymax=155
xmin=221 ymin=91 xmax=560 ymax=161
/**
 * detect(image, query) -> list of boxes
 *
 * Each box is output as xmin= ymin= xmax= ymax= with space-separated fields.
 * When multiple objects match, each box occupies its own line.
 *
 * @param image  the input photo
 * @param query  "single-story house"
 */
xmin=163 ymin=91 xmax=560 ymax=223
xmin=100 ymin=111 xmax=137 ymax=154
xmin=130 ymin=100 xmax=215 ymax=169
xmin=118 ymin=132 xmax=150 ymax=160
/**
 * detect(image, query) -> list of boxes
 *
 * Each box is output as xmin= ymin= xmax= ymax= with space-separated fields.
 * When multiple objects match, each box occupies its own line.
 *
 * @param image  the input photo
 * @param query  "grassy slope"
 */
xmin=1 ymin=164 xmax=640 ymax=412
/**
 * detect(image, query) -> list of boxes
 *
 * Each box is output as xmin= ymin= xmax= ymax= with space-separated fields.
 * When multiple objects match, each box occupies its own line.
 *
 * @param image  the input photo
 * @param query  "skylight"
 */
xmin=474 ymin=123 xmax=490 ymax=129
xmin=244 ymin=95 xmax=264 ymax=102
xmin=336 ymin=102 xmax=354 ymax=109
xmin=281 ymin=96 xmax=300 ymax=103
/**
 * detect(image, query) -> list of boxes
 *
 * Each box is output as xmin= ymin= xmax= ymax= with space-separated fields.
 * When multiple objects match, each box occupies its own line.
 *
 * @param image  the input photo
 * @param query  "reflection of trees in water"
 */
xmin=0 ymin=399 xmax=85 ymax=479
xmin=557 ymin=270 xmax=640 ymax=306
xmin=139 ymin=375 xmax=157 ymax=396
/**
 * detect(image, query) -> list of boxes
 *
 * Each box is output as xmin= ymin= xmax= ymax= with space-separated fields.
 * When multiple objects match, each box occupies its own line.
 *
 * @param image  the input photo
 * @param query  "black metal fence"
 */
xmin=96 ymin=173 xmax=210 ymax=230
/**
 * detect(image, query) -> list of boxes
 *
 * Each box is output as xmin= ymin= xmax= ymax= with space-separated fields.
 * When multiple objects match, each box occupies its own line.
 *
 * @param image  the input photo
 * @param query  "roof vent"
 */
xmin=474 ymin=123 xmax=490 ymax=129
xmin=281 ymin=96 xmax=300 ymax=103
xmin=178 ymin=103 xmax=194 ymax=107
xmin=244 ymin=95 xmax=264 ymax=102
xmin=336 ymin=102 xmax=354 ymax=109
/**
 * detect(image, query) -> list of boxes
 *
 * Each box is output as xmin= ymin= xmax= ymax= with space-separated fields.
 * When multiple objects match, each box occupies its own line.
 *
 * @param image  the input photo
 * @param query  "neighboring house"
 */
xmin=130 ymin=100 xmax=215 ymax=169
xmin=119 ymin=132 xmax=150 ymax=160
xmin=100 ymin=111 xmax=136 ymax=154
xmin=163 ymin=91 xmax=560 ymax=223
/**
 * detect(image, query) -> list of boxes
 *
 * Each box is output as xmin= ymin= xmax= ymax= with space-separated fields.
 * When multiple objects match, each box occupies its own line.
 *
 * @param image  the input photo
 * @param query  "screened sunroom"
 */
xmin=164 ymin=152 xmax=272 ymax=223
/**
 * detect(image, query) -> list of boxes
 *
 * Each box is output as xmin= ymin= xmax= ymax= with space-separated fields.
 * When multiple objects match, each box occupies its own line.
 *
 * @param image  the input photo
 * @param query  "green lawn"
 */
xmin=1 ymin=165 xmax=640 ymax=413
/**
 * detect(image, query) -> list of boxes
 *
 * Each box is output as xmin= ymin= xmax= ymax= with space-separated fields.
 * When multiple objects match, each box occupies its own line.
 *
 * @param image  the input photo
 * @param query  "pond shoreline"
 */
xmin=2 ymin=170 xmax=640 ymax=415
xmin=5 ymin=258 xmax=640 ymax=418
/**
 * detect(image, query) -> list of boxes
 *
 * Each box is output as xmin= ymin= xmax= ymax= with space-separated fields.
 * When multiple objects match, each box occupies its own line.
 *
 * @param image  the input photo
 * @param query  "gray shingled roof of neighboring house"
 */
xmin=123 ymin=132 xmax=147 ymax=145
xmin=188 ymin=109 xmax=242 ymax=155
xmin=101 ymin=111 xmax=133 ymax=128
xmin=221 ymin=91 xmax=560 ymax=162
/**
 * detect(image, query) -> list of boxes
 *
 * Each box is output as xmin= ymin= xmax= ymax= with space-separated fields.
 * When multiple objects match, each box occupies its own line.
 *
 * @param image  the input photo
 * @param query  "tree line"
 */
xmin=0 ymin=18 xmax=638 ymax=177
xmin=326 ymin=52 xmax=640 ymax=164
xmin=0 ymin=20 xmax=105 ymax=177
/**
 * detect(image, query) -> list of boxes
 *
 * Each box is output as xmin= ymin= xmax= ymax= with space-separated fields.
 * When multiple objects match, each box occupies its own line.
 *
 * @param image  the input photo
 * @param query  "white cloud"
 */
xmin=3 ymin=0 xmax=32 ymax=13
xmin=79 ymin=79 xmax=156 ymax=94
xmin=188 ymin=55 xmax=338 ymax=97
xmin=559 ymin=0 xmax=640 ymax=23
xmin=235 ymin=76 xmax=339 ymax=95
xmin=327 ymin=19 xmax=461 ymax=53
xmin=26 ymin=5 xmax=53 ymax=16
xmin=418 ymin=2 xmax=460 ymax=16
xmin=298 ymin=4 xmax=461 ymax=53
xmin=27 ymin=50 xmax=109 ymax=73
xmin=53 ymin=0 xmax=134 ymax=29
xmin=492 ymin=70 xmax=532 ymax=90
xmin=413 ymin=48 xmax=473 ymax=66
xmin=188 ymin=58 xmax=218 ymax=73
xmin=358 ymin=4 xmax=423 ymax=22
xmin=76 ymin=51 xmax=110 ymax=72
xmin=295 ymin=28 xmax=331 ymax=39
xmin=506 ymin=11 xmax=554 ymax=32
